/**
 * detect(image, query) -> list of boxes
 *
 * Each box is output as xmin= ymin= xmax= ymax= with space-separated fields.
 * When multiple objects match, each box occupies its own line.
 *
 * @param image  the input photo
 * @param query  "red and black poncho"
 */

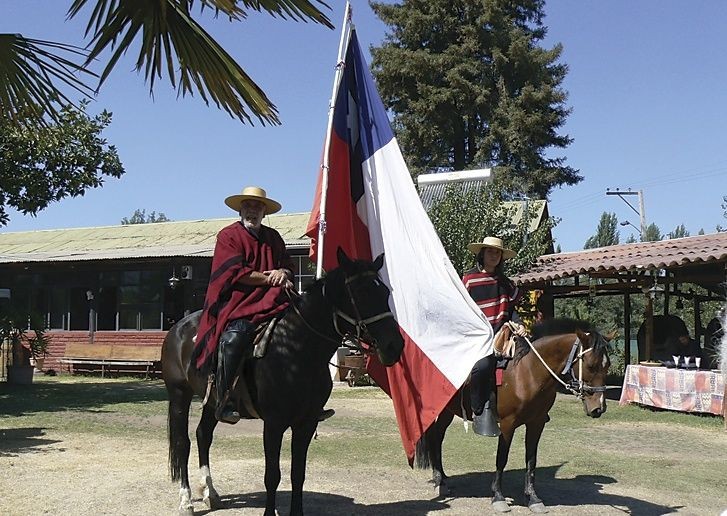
xmin=462 ymin=267 xmax=522 ymax=332
xmin=193 ymin=222 xmax=294 ymax=371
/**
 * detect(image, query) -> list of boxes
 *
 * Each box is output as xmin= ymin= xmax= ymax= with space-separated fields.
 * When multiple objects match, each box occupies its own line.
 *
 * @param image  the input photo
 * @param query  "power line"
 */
xmin=554 ymin=164 xmax=727 ymax=214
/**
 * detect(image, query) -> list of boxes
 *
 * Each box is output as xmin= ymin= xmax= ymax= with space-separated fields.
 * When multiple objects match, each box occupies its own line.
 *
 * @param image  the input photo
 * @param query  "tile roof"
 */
xmin=514 ymin=232 xmax=727 ymax=286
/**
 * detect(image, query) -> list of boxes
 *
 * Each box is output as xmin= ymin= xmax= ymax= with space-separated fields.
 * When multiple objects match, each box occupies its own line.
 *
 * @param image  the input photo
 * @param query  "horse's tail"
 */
xmin=413 ymin=434 xmax=431 ymax=470
xmin=166 ymin=386 xmax=191 ymax=482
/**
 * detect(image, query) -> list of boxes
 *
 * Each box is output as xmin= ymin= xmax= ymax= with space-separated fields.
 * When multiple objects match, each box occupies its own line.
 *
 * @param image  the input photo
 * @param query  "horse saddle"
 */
xmin=252 ymin=316 xmax=281 ymax=358
xmin=493 ymin=322 xmax=518 ymax=359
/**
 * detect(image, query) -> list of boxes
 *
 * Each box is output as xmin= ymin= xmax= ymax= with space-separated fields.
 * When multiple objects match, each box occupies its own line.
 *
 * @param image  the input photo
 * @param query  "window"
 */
xmin=49 ymin=288 xmax=67 ymax=329
xmin=293 ymin=255 xmax=316 ymax=292
xmin=118 ymin=270 xmax=163 ymax=330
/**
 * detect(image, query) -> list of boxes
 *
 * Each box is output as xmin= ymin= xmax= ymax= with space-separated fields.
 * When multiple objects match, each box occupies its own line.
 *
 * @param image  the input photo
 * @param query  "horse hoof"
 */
xmin=434 ymin=483 xmax=450 ymax=497
xmin=203 ymin=493 xmax=224 ymax=510
xmin=529 ymin=502 xmax=549 ymax=513
xmin=179 ymin=507 xmax=194 ymax=516
xmin=492 ymin=500 xmax=511 ymax=513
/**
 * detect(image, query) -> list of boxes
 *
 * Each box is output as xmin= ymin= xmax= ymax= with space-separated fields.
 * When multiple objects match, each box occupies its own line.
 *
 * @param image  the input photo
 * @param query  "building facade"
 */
xmin=0 ymin=213 xmax=314 ymax=371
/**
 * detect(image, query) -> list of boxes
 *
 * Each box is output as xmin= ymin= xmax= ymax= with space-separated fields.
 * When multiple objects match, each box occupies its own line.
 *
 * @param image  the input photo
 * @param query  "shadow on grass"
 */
xmin=0 ymin=427 xmax=63 ymax=457
xmin=0 ymin=379 xmax=168 ymax=416
xmin=184 ymin=463 xmax=682 ymax=515
xmin=439 ymin=464 xmax=682 ymax=515
xmin=204 ymin=491 xmax=451 ymax=515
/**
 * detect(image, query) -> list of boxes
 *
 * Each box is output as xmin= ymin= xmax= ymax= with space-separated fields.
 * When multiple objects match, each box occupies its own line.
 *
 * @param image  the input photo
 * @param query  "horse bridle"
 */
xmin=332 ymin=271 xmax=395 ymax=350
xmin=288 ymin=270 xmax=395 ymax=355
xmin=523 ymin=334 xmax=614 ymax=399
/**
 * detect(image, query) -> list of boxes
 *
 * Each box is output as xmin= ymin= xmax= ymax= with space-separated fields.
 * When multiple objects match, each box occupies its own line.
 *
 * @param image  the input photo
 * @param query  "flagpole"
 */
xmin=315 ymin=1 xmax=353 ymax=279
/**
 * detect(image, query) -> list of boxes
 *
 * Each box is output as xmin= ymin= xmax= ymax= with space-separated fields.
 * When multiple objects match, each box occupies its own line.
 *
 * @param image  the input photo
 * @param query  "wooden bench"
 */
xmin=60 ymin=343 xmax=162 ymax=378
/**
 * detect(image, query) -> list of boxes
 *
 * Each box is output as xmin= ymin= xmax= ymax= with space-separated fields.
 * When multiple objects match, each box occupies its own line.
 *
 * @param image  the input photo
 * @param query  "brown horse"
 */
xmin=415 ymin=320 xmax=612 ymax=513
xmin=162 ymin=249 xmax=404 ymax=516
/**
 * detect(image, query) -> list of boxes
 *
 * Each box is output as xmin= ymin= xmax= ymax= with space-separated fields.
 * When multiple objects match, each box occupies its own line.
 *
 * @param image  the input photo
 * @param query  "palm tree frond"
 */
xmin=66 ymin=0 xmax=332 ymax=124
xmin=238 ymin=0 xmax=333 ymax=27
xmin=79 ymin=1 xmax=284 ymax=124
xmin=0 ymin=34 xmax=96 ymax=124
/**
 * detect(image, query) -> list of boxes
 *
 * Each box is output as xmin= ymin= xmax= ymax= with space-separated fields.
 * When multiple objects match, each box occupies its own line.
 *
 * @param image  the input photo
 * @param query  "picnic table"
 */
xmin=619 ymin=364 xmax=724 ymax=416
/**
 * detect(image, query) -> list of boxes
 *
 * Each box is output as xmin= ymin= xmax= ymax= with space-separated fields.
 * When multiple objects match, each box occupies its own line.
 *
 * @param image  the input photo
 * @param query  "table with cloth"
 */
xmin=619 ymin=364 xmax=724 ymax=416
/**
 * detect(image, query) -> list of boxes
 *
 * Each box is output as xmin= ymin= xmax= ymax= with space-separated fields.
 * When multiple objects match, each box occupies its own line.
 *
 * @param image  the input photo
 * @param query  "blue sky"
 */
xmin=2 ymin=1 xmax=726 ymax=252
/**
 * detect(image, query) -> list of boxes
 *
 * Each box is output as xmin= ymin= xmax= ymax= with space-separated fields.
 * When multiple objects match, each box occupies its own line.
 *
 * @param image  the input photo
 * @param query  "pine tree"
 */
xmin=370 ymin=0 xmax=580 ymax=198
xmin=717 ymin=195 xmax=727 ymax=232
xmin=642 ymin=223 xmax=662 ymax=242
xmin=668 ymin=224 xmax=689 ymax=239
xmin=121 ymin=209 xmax=170 ymax=225
xmin=583 ymin=212 xmax=619 ymax=249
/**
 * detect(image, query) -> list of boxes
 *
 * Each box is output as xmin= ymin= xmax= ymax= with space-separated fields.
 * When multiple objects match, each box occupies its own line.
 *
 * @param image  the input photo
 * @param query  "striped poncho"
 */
xmin=192 ymin=222 xmax=293 ymax=371
xmin=462 ymin=267 xmax=522 ymax=332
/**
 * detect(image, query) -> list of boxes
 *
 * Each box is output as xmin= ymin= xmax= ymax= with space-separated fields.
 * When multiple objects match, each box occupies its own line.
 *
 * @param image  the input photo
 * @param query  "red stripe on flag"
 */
xmin=367 ymin=327 xmax=458 ymax=465
xmin=306 ymin=131 xmax=372 ymax=271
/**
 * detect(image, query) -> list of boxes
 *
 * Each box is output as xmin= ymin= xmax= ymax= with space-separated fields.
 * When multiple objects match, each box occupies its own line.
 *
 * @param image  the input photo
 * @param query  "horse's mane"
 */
xmin=512 ymin=318 xmax=604 ymax=363
xmin=531 ymin=318 xmax=596 ymax=340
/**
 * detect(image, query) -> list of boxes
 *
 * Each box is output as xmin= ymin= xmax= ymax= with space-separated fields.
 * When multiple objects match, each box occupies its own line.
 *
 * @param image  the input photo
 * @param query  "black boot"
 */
xmin=470 ymin=355 xmax=500 ymax=437
xmin=215 ymin=325 xmax=249 ymax=424
xmin=318 ymin=408 xmax=335 ymax=422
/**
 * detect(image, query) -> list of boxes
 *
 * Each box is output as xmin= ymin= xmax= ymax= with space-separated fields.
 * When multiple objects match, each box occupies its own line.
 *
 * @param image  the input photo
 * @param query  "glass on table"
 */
xmin=683 ymin=356 xmax=691 ymax=368
xmin=672 ymin=355 xmax=680 ymax=367
xmin=695 ymin=357 xmax=702 ymax=369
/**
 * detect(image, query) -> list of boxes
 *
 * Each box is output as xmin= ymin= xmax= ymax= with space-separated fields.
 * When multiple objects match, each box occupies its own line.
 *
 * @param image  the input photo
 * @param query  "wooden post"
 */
xmin=624 ymin=293 xmax=631 ymax=366
xmin=694 ymin=297 xmax=702 ymax=342
xmin=663 ymin=277 xmax=670 ymax=315
xmin=645 ymin=294 xmax=654 ymax=361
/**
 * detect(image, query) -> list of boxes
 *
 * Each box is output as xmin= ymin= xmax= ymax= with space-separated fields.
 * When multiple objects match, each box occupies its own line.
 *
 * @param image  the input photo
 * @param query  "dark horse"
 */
xmin=415 ymin=319 xmax=612 ymax=513
xmin=162 ymin=249 xmax=404 ymax=516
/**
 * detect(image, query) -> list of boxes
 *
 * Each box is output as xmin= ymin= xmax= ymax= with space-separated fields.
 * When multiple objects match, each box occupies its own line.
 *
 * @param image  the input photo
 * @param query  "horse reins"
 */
xmin=285 ymin=270 xmax=395 ymax=356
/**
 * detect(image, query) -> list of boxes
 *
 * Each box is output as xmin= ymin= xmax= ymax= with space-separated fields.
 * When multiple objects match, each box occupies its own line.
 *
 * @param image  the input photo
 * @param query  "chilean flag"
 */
xmin=306 ymin=29 xmax=493 ymax=463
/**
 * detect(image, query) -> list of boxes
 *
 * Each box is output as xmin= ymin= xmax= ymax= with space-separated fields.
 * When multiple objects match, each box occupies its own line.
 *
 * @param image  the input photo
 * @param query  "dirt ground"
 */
xmin=2 ymin=385 xmax=726 ymax=516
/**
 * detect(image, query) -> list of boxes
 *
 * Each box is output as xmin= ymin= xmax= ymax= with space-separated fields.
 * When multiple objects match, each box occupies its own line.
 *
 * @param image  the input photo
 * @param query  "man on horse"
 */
xmin=192 ymin=186 xmax=295 ymax=424
xmin=463 ymin=236 xmax=527 ymax=436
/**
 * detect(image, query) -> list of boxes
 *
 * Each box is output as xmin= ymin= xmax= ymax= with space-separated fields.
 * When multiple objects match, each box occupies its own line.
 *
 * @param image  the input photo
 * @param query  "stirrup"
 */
xmin=215 ymin=391 xmax=241 ymax=424
xmin=216 ymin=405 xmax=241 ymax=425
xmin=473 ymin=408 xmax=500 ymax=437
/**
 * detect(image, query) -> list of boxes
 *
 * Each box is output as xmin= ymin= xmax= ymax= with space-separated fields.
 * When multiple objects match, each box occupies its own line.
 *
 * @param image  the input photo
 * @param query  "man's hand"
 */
xmin=264 ymin=269 xmax=293 ymax=289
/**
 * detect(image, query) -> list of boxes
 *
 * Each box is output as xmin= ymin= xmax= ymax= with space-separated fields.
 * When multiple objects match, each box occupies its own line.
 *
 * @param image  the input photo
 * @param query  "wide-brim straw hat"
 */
xmin=467 ymin=236 xmax=516 ymax=260
xmin=224 ymin=186 xmax=282 ymax=214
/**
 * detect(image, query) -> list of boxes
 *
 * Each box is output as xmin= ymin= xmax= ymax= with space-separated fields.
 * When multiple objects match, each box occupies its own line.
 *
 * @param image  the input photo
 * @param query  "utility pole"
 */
xmin=606 ymin=189 xmax=646 ymax=240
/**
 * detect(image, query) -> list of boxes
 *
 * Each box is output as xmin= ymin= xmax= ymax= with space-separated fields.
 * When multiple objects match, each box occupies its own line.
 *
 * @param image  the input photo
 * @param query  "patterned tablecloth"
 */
xmin=619 ymin=365 xmax=724 ymax=416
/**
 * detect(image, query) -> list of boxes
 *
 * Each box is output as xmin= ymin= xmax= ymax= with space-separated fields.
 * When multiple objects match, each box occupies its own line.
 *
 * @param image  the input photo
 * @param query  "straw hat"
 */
xmin=467 ymin=236 xmax=516 ymax=260
xmin=224 ymin=186 xmax=282 ymax=214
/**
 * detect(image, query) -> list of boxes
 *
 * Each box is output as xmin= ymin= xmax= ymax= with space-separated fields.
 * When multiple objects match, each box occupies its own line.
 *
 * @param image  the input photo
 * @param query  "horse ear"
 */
xmin=337 ymin=247 xmax=352 ymax=267
xmin=373 ymin=253 xmax=385 ymax=271
xmin=575 ymin=328 xmax=590 ymax=343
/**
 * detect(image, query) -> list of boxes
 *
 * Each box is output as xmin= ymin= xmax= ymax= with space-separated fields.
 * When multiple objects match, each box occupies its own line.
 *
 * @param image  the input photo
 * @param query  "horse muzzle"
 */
xmin=582 ymin=393 xmax=607 ymax=418
xmin=374 ymin=333 xmax=404 ymax=367
xmin=587 ymin=407 xmax=604 ymax=418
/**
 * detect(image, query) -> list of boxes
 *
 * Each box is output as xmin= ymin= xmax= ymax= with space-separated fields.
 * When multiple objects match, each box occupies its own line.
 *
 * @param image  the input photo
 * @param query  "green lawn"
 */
xmin=2 ymin=375 xmax=725 ymax=510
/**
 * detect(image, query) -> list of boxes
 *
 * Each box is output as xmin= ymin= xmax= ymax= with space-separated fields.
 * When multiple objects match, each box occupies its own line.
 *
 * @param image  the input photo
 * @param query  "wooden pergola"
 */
xmin=513 ymin=232 xmax=727 ymax=364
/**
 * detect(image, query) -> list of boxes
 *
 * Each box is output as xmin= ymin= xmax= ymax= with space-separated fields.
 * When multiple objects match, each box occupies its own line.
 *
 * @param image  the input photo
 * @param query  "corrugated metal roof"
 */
xmin=416 ymin=173 xmax=546 ymax=233
xmin=0 ymin=212 xmax=311 ymax=264
xmin=514 ymin=232 xmax=727 ymax=285
xmin=416 ymin=169 xmax=493 ymax=211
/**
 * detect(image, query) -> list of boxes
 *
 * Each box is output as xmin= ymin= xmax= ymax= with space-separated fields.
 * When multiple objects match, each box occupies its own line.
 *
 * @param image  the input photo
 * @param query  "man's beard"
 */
xmin=242 ymin=214 xmax=262 ymax=232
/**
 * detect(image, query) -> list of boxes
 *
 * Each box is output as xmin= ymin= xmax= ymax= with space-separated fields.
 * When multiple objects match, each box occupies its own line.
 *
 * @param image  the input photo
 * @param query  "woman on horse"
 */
xmin=463 ymin=236 xmax=527 ymax=436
